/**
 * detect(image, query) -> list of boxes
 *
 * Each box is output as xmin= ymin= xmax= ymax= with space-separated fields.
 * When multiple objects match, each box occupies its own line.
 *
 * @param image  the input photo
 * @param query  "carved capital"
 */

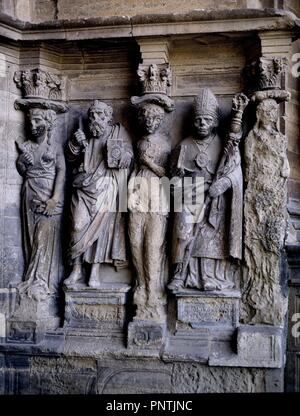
xmin=137 ymin=63 xmax=172 ymax=95
xmin=245 ymin=56 xmax=288 ymax=93
xmin=14 ymin=68 xmax=63 ymax=100
xmin=131 ymin=63 xmax=174 ymax=112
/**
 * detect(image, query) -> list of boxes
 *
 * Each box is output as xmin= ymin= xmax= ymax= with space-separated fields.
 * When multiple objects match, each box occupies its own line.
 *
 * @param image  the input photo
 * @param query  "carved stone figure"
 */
xmin=64 ymin=100 xmax=133 ymax=288
xmin=168 ymin=88 xmax=248 ymax=292
xmin=14 ymin=69 xmax=68 ymax=302
xmin=128 ymin=63 xmax=174 ymax=322
xmin=242 ymin=59 xmax=290 ymax=325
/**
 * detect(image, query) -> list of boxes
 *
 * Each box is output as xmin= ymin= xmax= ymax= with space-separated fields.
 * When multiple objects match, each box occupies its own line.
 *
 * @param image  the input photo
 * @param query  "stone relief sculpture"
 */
xmin=128 ymin=64 xmax=174 ymax=323
xmin=64 ymin=100 xmax=133 ymax=288
xmin=242 ymin=57 xmax=290 ymax=326
xmin=168 ymin=88 xmax=248 ymax=292
xmin=14 ymin=68 xmax=68 ymax=302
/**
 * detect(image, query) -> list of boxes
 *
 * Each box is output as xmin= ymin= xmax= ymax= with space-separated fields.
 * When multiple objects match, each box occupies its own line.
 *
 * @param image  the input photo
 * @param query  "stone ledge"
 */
xmin=0 ymin=8 xmax=298 ymax=42
xmin=209 ymin=325 xmax=284 ymax=368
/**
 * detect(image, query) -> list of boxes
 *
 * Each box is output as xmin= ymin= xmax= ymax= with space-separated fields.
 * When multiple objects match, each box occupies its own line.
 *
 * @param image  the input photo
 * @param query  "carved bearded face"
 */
xmin=194 ymin=114 xmax=217 ymax=140
xmin=28 ymin=108 xmax=55 ymax=140
xmin=88 ymin=104 xmax=113 ymax=138
xmin=138 ymin=103 xmax=165 ymax=134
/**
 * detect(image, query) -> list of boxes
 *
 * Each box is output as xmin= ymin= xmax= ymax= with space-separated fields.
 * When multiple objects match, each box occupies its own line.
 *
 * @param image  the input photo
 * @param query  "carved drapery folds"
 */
xmin=8 ymin=56 xmax=290 ymax=361
xmin=242 ymin=57 xmax=290 ymax=326
xmin=167 ymin=89 xmax=248 ymax=293
xmin=64 ymin=100 xmax=133 ymax=289
xmin=14 ymin=68 xmax=68 ymax=303
xmin=128 ymin=63 xmax=174 ymax=345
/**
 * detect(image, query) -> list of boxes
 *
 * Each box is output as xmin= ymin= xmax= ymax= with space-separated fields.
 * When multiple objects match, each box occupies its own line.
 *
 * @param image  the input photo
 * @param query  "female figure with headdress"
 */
xmin=129 ymin=64 xmax=174 ymax=321
xmin=16 ymin=106 xmax=66 ymax=301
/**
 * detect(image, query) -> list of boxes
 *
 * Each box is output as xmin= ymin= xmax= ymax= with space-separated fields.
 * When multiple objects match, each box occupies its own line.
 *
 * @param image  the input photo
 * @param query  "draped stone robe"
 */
xmin=16 ymin=138 xmax=65 ymax=296
xmin=67 ymin=123 xmax=133 ymax=267
xmin=171 ymin=134 xmax=243 ymax=290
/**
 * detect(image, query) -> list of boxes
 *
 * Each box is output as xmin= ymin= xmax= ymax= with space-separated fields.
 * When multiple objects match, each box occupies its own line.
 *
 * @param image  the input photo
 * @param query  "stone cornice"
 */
xmin=0 ymin=8 xmax=299 ymax=42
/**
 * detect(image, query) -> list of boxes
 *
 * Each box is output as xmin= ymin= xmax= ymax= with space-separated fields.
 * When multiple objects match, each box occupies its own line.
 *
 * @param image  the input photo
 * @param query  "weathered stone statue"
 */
xmin=128 ymin=63 xmax=174 ymax=324
xmin=64 ymin=100 xmax=133 ymax=288
xmin=243 ymin=57 xmax=290 ymax=326
xmin=14 ymin=69 xmax=68 ymax=302
xmin=168 ymin=88 xmax=248 ymax=292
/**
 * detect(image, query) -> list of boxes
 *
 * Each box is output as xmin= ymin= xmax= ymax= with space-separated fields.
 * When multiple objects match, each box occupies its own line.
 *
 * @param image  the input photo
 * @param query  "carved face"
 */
xmin=194 ymin=114 xmax=217 ymax=139
xmin=257 ymin=99 xmax=278 ymax=129
xmin=28 ymin=109 xmax=48 ymax=140
xmin=88 ymin=109 xmax=111 ymax=137
xmin=138 ymin=103 xmax=165 ymax=134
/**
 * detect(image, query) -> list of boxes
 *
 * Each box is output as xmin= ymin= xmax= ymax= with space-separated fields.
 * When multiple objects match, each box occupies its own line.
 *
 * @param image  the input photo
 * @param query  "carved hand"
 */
xmin=140 ymin=152 xmax=153 ymax=164
xmin=43 ymin=198 xmax=58 ymax=216
xmin=174 ymin=167 xmax=185 ymax=178
xmin=209 ymin=177 xmax=231 ymax=198
xmin=73 ymin=129 xmax=88 ymax=149
xmin=119 ymin=152 xmax=132 ymax=169
xmin=232 ymin=93 xmax=249 ymax=113
xmin=19 ymin=151 xmax=34 ymax=166
xmin=141 ymin=153 xmax=165 ymax=177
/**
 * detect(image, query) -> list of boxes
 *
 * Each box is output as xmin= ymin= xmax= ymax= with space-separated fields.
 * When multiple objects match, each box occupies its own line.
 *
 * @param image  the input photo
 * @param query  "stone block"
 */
xmin=163 ymin=290 xmax=240 ymax=361
xmin=175 ymin=289 xmax=240 ymax=330
xmin=7 ymin=295 xmax=60 ymax=344
xmin=127 ymin=320 xmax=165 ymax=350
xmin=0 ymin=313 xmax=5 ymax=339
xmin=64 ymin=283 xmax=130 ymax=338
xmin=209 ymin=325 xmax=284 ymax=368
xmin=163 ymin=329 xmax=211 ymax=362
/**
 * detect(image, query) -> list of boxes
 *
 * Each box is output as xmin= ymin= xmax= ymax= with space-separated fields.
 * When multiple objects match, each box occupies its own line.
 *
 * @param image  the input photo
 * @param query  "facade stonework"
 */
xmin=0 ymin=1 xmax=300 ymax=393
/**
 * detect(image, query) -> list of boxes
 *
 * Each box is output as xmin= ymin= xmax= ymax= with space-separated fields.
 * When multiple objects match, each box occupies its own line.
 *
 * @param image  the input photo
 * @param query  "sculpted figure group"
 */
xmin=14 ymin=67 xmax=250 ymax=327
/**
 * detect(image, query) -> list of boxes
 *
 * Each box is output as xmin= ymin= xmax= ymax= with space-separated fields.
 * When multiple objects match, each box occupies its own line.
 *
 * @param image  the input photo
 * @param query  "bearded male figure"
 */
xmin=64 ymin=100 xmax=133 ymax=288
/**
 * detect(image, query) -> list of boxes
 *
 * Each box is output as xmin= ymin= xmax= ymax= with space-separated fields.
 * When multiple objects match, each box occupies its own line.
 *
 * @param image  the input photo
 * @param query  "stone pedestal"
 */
xmin=209 ymin=325 xmax=284 ymax=368
xmin=164 ymin=289 xmax=241 ymax=361
xmin=7 ymin=295 xmax=60 ymax=344
xmin=127 ymin=319 xmax=166 ymax=350
xmin=63 ymin=283 xmax=131 ymax=338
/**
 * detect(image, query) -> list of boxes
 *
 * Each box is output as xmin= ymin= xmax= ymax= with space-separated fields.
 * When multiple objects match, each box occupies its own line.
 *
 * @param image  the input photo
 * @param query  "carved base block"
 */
xmin=127 ymin=320 xmax=165 ymax=350
xmin=174 ymin=289 xmax=240 ymax=330
xmin=164 ymin=289 xmax=241 ymax=361
xmin=63 ymin=283 xmax=131 ymax=338
xmin=7 ymin=295 xmax=60 ymax=344
xmin=209 ymin=325 xmax=284 ymax=368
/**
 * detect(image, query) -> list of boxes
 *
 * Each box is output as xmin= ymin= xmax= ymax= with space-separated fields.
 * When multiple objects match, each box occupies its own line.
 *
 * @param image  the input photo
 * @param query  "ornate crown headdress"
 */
xmin=14 ymin=68 xmax=68 ymax=113
xmin=131 ymin=63 xmax=174 ymax=112
xmin=137 ymin=63 xmax=172 ymax=95
xmin=245 ymin=57 xmax=287 ymax=92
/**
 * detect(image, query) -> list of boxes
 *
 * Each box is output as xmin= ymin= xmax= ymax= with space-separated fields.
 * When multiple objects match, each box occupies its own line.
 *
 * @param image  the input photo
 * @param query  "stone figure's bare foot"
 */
xmin=202 ymin=279 xmax=234 ymax=291
xmin=17 ymin=280 xmax=31 ymax=294
xmin=88 ymin=263 xmax=101 ymax=288
xmin=64 ymin=264 xmax=85 ymax=288
xmin=167 ymin=278 xmax=184 ymax=291
xmin=27 ymin=280 xmax=50 ymax=301
xmin=168 ymin=263 xmax=185 ymax=291
xmin=202 ymin=281 xmax=217 ymax=291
